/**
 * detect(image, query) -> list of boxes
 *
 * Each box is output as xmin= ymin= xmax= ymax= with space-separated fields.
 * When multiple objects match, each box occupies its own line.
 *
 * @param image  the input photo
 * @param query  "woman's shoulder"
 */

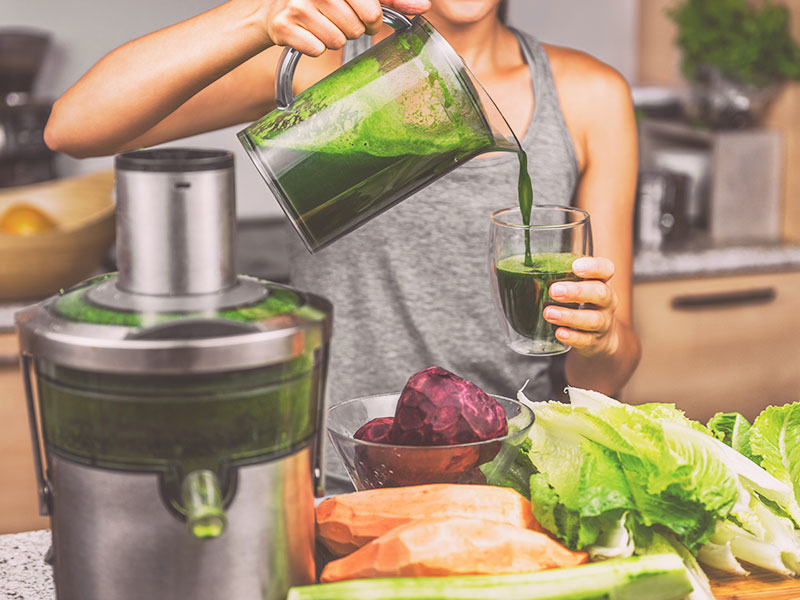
xmin=540 ymin=42 xmax=632 ymax=103
xmin=536 ymin=42 xmax=635 ymax=172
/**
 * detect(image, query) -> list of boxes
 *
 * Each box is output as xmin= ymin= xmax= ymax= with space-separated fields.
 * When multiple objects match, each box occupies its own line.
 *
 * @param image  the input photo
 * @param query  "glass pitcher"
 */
xmin=238 ymin=7 xmax=521 ymax=253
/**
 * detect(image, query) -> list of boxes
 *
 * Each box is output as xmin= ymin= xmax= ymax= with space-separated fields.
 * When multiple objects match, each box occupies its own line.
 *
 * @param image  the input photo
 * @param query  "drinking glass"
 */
xmin=489 ymin=205 xmax=593 ymax=356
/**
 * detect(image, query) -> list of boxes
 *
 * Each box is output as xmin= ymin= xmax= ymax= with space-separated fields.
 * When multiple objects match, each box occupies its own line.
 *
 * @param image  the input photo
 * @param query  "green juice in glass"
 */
xmin=495 ymin=252 xmax=579 ymax=352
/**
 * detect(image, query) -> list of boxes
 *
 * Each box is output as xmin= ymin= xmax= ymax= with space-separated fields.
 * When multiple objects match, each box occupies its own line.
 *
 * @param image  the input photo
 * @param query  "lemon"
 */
xmin=0 ymin=203 xmax=58 ymax=235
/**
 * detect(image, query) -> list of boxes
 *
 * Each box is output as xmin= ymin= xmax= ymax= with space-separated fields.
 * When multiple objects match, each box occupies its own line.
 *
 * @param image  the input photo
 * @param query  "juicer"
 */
xmin=15 ymin=148 xmax=332 ymax=600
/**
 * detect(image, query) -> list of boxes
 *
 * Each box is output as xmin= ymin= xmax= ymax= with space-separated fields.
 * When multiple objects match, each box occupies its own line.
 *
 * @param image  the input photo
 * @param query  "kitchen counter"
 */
xmin=4 ymin=219 xmax=800 ymax=323
xmin=634 ymin=240 xmax=800 ymax=281
xmin=0 ymin=529 xmax=53 ymax=599
xmin=243 ymin=221 xmax=800 ymax=282
xmin=243 ymin=219 xmax=800 ymax=283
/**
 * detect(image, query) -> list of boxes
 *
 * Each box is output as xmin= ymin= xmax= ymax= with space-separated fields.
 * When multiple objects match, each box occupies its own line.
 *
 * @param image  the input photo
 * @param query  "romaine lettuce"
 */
xmin=749 ymin=403 xmax=800 ymax=508
xmin=512 ymin=386 xmax=800 ymax=580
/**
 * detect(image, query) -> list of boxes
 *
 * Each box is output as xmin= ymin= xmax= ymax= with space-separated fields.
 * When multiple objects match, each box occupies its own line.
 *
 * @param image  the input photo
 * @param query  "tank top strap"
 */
xmin=342 ymin=35 xmax=374 ymax=63
xmin=341 ymin=27 xmax=577 ymax=178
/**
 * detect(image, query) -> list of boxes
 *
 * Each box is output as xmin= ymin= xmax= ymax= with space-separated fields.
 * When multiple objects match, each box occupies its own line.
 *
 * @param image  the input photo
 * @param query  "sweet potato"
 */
xmin=319 ymin=516 xmax=588 ymax=582
xmin=315 ymin=483 xmax=539 ymax=556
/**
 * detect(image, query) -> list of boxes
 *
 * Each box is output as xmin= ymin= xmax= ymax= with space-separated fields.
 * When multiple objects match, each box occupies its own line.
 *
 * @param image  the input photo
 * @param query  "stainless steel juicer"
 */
xmin=15 ymin=148 xmax=332 ymax=600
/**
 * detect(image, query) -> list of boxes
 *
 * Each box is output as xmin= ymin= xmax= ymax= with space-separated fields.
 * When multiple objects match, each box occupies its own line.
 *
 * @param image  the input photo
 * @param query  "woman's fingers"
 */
xmin=571 ymin=256 xmax=615 ymax=281
xmin=266 ymin=0 xmax=430 ymax=53
xmin=549 ymin=279 xmax=618 ymax=310
xmin=345 ymin=0 xmax=385 ymax=35
xmin=319 ymin=0 xmax=368 ymax=39
xmin=542 ymin=256 xmax=620 ymax=356
xmin=270 ymin=19 xmax=327 ymax=56
xmin=296 ymin=5 xmax=349 ymax=50
xmin=543 ymin=304 xmax=611 ymax=334
xmin=553 ymin=327 xmax=606 ymax=353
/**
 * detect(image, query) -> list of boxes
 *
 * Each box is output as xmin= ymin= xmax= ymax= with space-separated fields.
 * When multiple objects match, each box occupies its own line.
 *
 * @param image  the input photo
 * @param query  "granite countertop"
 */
xmin=0 ymin=530 xmax=53 ymax=600
xmin=634 ymin=240 xmax=800 ymax=281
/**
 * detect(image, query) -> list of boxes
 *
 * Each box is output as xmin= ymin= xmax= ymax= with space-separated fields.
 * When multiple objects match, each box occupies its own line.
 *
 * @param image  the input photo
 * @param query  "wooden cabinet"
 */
xmin=622 ymin=270 xmax=800 ymax=423
xmin=0 ymin=331 xmax=48 ymax=534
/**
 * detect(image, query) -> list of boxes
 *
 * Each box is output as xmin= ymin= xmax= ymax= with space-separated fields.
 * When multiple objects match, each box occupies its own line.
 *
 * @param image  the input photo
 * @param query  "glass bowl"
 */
xmin=327 ymin=393 xmax=534 ymax=490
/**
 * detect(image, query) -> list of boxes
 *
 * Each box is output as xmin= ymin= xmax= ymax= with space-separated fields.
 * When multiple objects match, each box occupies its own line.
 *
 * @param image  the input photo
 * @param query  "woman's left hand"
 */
xmin=542 ymin=256 xmax=620 ymax=358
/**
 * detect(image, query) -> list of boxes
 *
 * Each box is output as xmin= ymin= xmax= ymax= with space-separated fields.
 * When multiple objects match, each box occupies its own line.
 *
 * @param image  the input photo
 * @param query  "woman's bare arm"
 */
xmin=44 ymin=0 xmax=430 ymax=158
xmin=544 ymin=47 xmax=642 ymax=396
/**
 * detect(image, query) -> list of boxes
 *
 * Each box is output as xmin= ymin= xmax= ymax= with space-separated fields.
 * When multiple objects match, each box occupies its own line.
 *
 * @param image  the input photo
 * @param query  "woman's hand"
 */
xmin=263 ymin=0 xmax=431 ymax=56
xmin=543 ymin=256 xmax=620 ymax=358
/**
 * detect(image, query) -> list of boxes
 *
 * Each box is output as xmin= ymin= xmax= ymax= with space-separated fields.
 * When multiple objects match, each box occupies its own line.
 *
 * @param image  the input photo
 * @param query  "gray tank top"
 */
xmin=290 ymin=30 xmax=579 ymax=489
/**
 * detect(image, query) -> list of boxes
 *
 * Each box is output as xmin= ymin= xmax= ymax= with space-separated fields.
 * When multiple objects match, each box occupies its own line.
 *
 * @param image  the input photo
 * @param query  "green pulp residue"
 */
xmin=249 ymin=42 xmax=490 ymax=158
xmin=497 ymin=252 xmax=578 ymax=275
xmin=52 ymin=275 xmax=307 ymax=328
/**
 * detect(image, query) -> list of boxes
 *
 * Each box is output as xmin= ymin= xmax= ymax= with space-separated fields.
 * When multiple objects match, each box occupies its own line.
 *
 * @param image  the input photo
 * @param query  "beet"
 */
xmin=351 ymin=367 xmax=510 ymax=488
xmin=354 ymin=417 xmax=394 ymax=443
xmin=388 ymin=366 xmax=508 ymax=446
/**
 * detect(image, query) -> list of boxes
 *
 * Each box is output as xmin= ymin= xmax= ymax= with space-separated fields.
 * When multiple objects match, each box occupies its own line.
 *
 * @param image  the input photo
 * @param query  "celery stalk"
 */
xmin=287 ymin=554 xmax=692 ymax=600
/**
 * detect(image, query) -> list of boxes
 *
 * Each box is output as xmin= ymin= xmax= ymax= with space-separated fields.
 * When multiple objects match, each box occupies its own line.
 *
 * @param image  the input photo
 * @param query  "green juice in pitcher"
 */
xmin=495 ymin=252 xmax=579 ymax=345
xmin=260 ymin=139 xmax=485 ymax=250
xmin=241 ymin=38 xmax=496 ymax=251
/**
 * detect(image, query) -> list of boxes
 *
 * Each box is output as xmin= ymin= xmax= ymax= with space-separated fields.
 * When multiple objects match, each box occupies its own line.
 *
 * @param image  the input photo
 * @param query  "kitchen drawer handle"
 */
xmin=671 ymin=287 xmax=776 ymax=311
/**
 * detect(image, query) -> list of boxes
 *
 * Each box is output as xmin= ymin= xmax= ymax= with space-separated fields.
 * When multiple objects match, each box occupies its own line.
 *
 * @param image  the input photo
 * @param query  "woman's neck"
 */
xmin=423 ymin=9 xmax=512 ymax=75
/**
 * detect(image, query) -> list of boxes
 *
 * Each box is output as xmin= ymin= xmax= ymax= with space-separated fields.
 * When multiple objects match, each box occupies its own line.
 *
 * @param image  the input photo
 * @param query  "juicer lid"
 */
xmin=15 ymin=273 xmax=332 ymax=374
xmin=115 ymin=147 xmax=234 ymax=172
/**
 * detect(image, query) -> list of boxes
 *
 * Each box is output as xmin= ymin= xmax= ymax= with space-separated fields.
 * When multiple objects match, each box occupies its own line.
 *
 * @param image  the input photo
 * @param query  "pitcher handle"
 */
xmin=275 ymin=6 xmax=413 ymax=110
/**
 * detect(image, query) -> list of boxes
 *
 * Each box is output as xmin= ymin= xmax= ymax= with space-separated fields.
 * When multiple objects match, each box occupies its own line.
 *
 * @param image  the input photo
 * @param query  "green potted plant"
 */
xmin=668 ymin=0 xmax=800 ymax=127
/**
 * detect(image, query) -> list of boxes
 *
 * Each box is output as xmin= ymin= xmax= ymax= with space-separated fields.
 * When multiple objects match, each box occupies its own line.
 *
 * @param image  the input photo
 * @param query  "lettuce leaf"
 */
xmin=564 ymin=388 xmax=739 ymax=549
xmin=707 ymin=412 xmax=758 ymax=463
xmin=522 ymin=400 xmax=636 ymax=551
xmin=749 ymin=403 xmax=800 ymax=507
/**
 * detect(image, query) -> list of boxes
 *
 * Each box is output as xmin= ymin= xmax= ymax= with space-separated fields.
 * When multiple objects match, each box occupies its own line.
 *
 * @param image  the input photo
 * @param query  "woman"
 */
xmin=45 ymin=0 xmax=641 ymax=489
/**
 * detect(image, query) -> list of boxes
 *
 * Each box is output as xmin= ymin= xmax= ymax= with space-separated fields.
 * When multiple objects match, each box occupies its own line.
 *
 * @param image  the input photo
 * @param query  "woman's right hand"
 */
xmin=262 ymin=0 xmax=431 ymax=56
xmin=45 ymin=0 xmax=430 ymax=158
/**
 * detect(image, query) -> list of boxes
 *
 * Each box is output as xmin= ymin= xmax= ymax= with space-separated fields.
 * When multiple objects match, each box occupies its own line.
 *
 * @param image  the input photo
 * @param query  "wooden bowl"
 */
xmin=0 ymin=171 xmax=115 ymax=301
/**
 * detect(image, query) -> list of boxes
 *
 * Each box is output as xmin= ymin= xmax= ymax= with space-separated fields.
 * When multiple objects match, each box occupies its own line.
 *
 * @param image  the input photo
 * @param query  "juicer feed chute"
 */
xmin=15 ymin=148 xmax=332 ymax=600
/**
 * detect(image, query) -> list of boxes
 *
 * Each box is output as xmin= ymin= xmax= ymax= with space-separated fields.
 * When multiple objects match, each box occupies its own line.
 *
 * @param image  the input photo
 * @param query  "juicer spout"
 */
xmin=182 ymin=469 xmax=227 ymax=539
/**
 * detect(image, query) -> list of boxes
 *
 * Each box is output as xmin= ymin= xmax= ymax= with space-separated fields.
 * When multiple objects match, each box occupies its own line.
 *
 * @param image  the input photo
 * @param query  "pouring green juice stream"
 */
xmin=517 ymin=151 xmax=534 ymax=266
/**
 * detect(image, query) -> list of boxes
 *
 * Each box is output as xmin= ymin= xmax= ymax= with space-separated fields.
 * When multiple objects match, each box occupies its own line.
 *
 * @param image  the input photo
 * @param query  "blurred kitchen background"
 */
xmin=2 ymin=0 xmax=800 ymax=533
